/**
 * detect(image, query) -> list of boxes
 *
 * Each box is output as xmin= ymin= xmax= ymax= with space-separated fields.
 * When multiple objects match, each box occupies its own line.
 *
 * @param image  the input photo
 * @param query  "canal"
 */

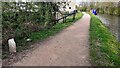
xmin=96 ymin=14 xmax=120 ymax=42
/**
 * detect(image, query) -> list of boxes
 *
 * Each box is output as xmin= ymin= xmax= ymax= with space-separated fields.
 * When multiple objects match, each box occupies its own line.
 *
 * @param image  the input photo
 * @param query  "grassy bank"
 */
xmin=3 ymin=12 xmax=83 ymax=59
xmin=89 ymin=13 xmax=120 ymax=66
xmin=29 ymin=12 xmax=83 ymax=42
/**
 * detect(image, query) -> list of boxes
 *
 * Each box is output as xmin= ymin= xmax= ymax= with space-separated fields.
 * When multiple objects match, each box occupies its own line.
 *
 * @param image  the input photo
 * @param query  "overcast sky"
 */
xmin=76 ymin=0 xmax=120 ymax=3
xmin=14 ymin=0 xmax=120 ymax=2
xmin=76 ymin=0 xmax=82 ymax=4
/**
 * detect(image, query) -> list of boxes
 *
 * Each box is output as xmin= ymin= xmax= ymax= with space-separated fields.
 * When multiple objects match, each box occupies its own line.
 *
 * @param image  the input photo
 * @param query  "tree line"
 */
xmin=77 ymin=2 xmax=120 ymax=16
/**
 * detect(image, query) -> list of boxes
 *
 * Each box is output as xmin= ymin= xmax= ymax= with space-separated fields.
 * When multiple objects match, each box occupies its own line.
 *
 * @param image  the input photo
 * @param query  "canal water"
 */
xmin=96 ymin=14 xmax=120 ymax=42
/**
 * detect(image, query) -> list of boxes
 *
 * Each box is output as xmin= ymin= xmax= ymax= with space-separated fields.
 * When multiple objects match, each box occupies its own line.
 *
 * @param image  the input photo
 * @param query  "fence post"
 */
xmin=65 ymin=16 xmax=66 ymax=22
xmin=73 ymin=10 xmax=77 ymax=21
xmin=73 ymin=13 xmax=76 ymax=21
xmin=63 ymin=17 xmax=65 ymax=23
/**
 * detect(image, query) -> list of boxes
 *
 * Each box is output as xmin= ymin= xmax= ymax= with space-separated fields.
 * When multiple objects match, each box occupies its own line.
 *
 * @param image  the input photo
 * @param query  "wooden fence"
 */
xmin=56 ymin=10 xmax=78 ymax=23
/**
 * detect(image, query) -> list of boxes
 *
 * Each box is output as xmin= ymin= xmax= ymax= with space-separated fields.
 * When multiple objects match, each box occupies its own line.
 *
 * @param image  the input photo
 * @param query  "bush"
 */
xmin=2 ymin=2 xmax=60 ymax=59
xmin=81 ymin=6 xmax=87 ymax=11
xmin=108 ymin=7 xmax=115 ymax=15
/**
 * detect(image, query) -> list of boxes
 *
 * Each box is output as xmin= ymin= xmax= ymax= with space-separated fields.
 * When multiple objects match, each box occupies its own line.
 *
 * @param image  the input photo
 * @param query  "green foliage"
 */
xmin=2 ymin=2 xmax=61 ymax=58
xmin=2 ymin=2 xmax=82 ymax=58
xmin=88 ymin=2 xmax=120 ymax=16
xmin=76 ymin=5 xmax=80 ymax=11
xmin=99 ymin=8 xmax=104 ymax=14
xmin=25 ymin=12 xmax=83 ymax=45
xmin=81 ymin=6 xmax=87 ymax=11
xmin=108 ymin=7 xmax=115 ymax=15
xmin=89 ymin=13 xmax=120 ymax=66
xmin=114 ymin=7 xmax=120 ymax=16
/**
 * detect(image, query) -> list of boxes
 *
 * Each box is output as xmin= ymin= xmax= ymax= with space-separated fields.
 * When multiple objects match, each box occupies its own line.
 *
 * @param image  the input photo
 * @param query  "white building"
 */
xmin=59 ymin=0 xmax=77 ymax=13
xmin=65 ymin=0 xmax=76 ymax=13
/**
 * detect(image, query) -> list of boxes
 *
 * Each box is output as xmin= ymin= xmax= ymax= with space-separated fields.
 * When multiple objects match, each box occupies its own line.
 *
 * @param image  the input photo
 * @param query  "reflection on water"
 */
xmin=96 ymin=14 xmax=120 ymax=41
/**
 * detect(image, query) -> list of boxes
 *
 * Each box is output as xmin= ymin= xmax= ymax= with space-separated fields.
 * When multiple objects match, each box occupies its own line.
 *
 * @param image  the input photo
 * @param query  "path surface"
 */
xmin=12 ymin=12 xmax=91 ymax=66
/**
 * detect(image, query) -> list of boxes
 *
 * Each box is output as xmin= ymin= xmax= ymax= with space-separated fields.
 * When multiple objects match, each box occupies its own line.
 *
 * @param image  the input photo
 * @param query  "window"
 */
xmin=69 ymin=7 xmax=71 ymax=9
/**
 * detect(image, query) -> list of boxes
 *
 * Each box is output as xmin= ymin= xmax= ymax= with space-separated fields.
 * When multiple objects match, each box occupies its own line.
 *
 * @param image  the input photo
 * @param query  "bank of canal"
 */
xmin=89 ymin=13 xmax=120 ymax=66
xmin=96 ymin=14 xmax=120 ymax=42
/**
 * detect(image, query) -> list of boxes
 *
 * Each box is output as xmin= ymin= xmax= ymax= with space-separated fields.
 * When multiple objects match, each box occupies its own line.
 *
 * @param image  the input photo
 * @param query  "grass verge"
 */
xmin=29 ymin=12 xmax=83 ymax=42
xmin=89 ymin=13 xmax=120 ymax=66
xmin=2 ymin=12 xmax=83 ymax=59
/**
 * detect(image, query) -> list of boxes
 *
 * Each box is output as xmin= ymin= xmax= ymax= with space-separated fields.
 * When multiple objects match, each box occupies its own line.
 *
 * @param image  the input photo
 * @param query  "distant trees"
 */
xmin=77 ymin=2 xmax=120 ymax=16
xmin=90 ymin=2 xmax=120 ymax=16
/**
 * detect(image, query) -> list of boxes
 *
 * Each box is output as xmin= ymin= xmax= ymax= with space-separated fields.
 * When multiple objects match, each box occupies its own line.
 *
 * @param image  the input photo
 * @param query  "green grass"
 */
xmin=89 ymin=13 xmax=120 ymax=66
xmin=29 ymin=12 xmax=83 ymax=43
xmin=2 ymin=12 xmax=83 ymax=59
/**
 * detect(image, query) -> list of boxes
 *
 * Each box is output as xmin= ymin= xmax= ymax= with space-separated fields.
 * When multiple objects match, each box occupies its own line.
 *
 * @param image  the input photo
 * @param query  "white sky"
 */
xmin=76 ymin=0 xmax=120 ymax=3
xmin=76 ymin=0 xmax=82 ymax=4
xmin=5 ymin=0 xmax=120 ymax=2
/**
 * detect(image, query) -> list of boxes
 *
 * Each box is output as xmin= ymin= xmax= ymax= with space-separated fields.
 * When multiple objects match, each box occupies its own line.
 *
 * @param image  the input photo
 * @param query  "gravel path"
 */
xmin=12 ymin=12 xmax=91 ymax=66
